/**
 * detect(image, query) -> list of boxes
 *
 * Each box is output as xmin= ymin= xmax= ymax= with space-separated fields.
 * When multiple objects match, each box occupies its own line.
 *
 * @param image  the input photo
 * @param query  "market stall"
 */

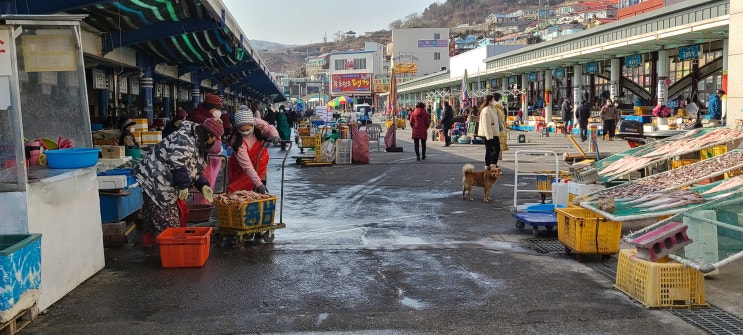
xmin=0 ymin=15 xmax=104 ymax=313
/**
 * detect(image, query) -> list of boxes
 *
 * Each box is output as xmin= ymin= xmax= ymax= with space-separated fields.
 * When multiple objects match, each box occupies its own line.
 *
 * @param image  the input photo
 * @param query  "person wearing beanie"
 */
xmin=163 ymin=107 xmax=189 ymax=138
xmin=132 ymin=119 xmax=221 ymax=247
xmin=118 ymin=119 xmax=140 ymax=149
xmin=227 ymin=108 xmax=281 ymax=194
xmin=187 ymin=93 xmax=227 ymax=205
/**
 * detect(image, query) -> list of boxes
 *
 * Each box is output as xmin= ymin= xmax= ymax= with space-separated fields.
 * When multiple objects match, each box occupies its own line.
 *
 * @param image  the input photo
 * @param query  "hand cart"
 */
xmin=512 ymin=150 xmax=561 ymax=236
xmin=213 ymin=141 xmax=292 ymax=247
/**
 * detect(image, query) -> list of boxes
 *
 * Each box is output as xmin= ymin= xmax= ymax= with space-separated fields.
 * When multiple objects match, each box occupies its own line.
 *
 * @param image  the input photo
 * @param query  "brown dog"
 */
xmin=462 ymin=164 xmax=502 ymax=202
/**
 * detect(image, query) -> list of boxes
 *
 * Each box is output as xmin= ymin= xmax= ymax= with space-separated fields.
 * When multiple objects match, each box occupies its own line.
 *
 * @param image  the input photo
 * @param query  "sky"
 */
xmin=223 ymin=0 xmax=438 ymax=46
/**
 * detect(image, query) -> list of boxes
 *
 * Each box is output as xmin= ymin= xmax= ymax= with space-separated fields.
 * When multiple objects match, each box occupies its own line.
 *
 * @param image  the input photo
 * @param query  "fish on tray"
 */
xmin=700 ymin=175 xmax=743 ymax=195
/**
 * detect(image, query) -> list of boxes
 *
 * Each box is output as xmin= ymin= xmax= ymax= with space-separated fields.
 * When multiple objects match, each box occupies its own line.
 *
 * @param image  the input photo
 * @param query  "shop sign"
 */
xmin=331 ymin=73 xmax=371 ymax=93
xmin=585 ymin=62 xmax=598 ymax=74
xmin=118 ymin=76 xmax=128 ymax=94
xmin=678 ymin=45 xmax=699 ymax=61
xmin=21 ymin=34 xmax=77 ymax=72
xmin=625 ymin=54 xmax=642 ymax=68
xmin=92 ymin=68 xmax=107 ymax=89
xmin=162 ymin=84 xmax=170 ymax=98
xmin=131 ymin=79 xmax=140 ymax=95
xmin=0 ymin=30 xmax=11 ymax=76
xmin=528 ymin=72 xmax=538 ymax=82
xmin=417 ymin=39 xmax=448 ymax=48
xmin=552 ymin=68 xmax=565 ymax=79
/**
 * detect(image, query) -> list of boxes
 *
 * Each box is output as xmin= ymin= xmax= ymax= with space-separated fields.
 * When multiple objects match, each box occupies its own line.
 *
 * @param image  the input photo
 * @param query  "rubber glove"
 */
xmin=178 ymin=188 xmax=189 ymax=200
xmin=255 ymin=185 xmax=268 ymax=194
xmin=201 ymin=185 xmax=214 ymax=203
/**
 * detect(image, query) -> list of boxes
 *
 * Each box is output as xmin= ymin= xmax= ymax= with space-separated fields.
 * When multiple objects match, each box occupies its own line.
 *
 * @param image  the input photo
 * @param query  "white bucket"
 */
xmin=551 ymin=178 xmax=569 ymax=207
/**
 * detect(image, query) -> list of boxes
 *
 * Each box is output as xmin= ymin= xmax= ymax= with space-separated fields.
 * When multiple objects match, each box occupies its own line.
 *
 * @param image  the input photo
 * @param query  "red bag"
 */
xmin=351 ymin=126 xmax=370 ymax=164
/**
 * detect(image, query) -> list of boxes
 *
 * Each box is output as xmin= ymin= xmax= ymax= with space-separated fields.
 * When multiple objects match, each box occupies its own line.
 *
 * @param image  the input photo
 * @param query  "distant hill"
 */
xmin=250 ymin=40 xmax=294 ymax=50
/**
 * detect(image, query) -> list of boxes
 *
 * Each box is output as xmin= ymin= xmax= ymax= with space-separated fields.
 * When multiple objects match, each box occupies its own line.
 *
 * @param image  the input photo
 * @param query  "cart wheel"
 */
xmin=515 ymin=221 xmax=525 ymax=230
xmin=601 ymin=255 xmax=611 ymax=262
xmin=532 ymin=226 xmax=540 ymax=237
xmin=234 ymin=235 xmax=245 ymax=248
xmin=244 ymin=233 xmax=255 ymax=242
xmin=262 ymin=230 xmax=275 ymax=243
xmin=545 ymin=225 xmax=554 ymax=231
xmin=576 ymin=254 xmax=585 ymax=263
xmin=564 ymin=246 xmax=572 ymax=255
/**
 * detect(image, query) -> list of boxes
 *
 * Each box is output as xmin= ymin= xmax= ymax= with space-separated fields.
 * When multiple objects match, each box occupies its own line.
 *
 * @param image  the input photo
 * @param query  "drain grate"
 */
xmin=527 ymin=238 xmax=565 ymax=254
xmin=671 ymin=306 xmax=743 ymax=335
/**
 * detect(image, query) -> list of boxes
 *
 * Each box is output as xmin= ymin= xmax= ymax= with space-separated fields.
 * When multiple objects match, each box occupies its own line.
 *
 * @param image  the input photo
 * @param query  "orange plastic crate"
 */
xmin=216 ymin=197 xmax=277 ymax=230
xmin=556 ymin=207 xmax=622 ymax=255
xmin=156 ymin=227 xmax=212 ymax=268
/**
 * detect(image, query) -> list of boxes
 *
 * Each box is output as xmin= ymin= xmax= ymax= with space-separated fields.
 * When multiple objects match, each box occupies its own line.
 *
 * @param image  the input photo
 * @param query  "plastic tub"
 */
xmin=525 ymin=204 xmax=566 ymax=213
xmin=45 ymin=148 xmax=101 ymax=169
xmin=187 ymin=204 xmax=214 ymax=223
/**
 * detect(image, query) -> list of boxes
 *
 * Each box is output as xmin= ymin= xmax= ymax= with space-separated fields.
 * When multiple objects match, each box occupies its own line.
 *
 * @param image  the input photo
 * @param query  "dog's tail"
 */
xmin=462 ymin=164 xmax=475 ymax=175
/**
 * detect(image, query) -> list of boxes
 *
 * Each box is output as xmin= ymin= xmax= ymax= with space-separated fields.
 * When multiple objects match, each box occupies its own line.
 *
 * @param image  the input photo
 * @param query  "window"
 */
xmin=334 ymin=59 xmax=344 ymax=70
xmin=434 ymin=33 xmax=440 ymax=40
xmin=434 ymin=52 xmax=441 ymax=60
xmin=354 ymin=58 xmax=367 ymax=69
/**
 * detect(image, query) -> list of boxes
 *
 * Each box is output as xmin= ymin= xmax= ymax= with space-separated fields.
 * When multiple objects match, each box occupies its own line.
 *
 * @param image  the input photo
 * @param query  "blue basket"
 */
xmin=45 ymin=148 xmax=101 ymax=169
xmin=525 ymin=204 xmax=566 ymax=213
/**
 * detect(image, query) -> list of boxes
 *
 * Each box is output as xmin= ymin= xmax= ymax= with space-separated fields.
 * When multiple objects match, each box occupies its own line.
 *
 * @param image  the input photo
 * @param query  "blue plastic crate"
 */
xmin=0 ymin=234 xmax=41 ymax=312
xmin=100 ymin=186 xmax=143 ymax=222
xmin=621 ymin=115 xmax=653 ymax=124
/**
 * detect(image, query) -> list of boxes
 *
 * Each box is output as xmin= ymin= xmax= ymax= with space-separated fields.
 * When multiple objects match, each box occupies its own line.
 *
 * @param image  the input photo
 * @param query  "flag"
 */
xmin=461 ymin=69 xmax=468 ymax=111
xmin=385 ymin=71 xmax=398 ymax=148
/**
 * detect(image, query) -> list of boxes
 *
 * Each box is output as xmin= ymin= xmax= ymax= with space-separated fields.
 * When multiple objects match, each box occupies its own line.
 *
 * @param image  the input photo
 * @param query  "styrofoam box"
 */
xmin=643 ymin=125 xmax=657 ymax=132
xmin=97 ymin=156 xmax=132 ymax=172
xmin=97 ymin=175 xmax=128 ymax=190
xmin=567 ymin=181 xmax=605 ymax=196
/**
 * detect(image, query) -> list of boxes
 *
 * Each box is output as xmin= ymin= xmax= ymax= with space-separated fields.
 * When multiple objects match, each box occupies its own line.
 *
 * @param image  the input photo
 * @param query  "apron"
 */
xmin=227 ymin=139 xmax=268 ymax=193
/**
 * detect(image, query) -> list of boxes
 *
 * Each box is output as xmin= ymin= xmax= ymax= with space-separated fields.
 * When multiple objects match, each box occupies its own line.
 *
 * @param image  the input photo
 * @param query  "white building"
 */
xmin=450 ymin=45 xmax=525 ymax=83
xmin=328 ymin=51 xmax=376 ymax=98
xmin=390 ymin=28 xmax=451 ymax=77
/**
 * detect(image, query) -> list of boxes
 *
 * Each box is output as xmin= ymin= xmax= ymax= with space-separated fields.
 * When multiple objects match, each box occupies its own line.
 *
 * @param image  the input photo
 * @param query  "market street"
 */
xmin=22 ymin=128 xmax=716 ymax=334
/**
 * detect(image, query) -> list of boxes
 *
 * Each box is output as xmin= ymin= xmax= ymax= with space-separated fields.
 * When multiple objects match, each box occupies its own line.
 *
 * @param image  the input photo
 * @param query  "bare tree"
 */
xmin=333 ymin=30 xmax=345 ymax=42
xmin=388 ymin=20 xmax=403 ymax=30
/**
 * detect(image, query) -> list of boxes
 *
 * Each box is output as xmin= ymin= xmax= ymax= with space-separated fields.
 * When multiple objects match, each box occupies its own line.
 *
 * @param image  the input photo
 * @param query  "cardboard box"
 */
xmin=99 ymin=145 xmax=125 ymax=159
xmin=101 ymin=221 xmax=126 ymax=235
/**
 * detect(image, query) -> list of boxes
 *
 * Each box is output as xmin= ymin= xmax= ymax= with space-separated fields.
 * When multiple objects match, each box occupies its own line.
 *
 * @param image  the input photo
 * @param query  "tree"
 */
xmin=333 ymin=30 xmax=344 ymax=42
xmin=388 ymin=20 xmax=403 ymax=30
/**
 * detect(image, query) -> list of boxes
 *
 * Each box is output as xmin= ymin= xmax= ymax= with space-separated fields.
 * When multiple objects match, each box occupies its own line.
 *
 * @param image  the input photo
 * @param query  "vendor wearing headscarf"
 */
xmin=118 ymin=119 xmax=140 ymax=149
xmin=133 ymin=118 xmax=223 ymax=247
xmin=188 ymin=93 xmax=227 ymax=205
xmin=227 ymin=106 xmax=281 ymax=194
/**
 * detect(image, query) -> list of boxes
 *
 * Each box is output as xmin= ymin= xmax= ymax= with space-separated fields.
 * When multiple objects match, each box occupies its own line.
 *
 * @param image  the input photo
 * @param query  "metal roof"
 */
xmin=1 ymin=0 xmax=285 ymax=102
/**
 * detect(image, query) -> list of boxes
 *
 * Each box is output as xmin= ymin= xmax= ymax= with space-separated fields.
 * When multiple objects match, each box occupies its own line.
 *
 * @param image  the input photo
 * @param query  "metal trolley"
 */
xmin=511 ymin=150 xmax=561 ymax=237
xmin=213 ymin=141 xmax=292 ymax=247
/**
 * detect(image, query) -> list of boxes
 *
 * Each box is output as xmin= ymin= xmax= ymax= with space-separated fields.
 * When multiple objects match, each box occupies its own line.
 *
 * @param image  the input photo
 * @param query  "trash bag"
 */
xmin=351 ymin=126 xmax=370 ymax=164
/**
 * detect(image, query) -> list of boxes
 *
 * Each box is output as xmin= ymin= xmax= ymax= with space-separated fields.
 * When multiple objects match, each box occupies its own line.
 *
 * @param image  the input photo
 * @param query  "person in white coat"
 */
xmin=477 ymin=93 xmax=502 ymax=168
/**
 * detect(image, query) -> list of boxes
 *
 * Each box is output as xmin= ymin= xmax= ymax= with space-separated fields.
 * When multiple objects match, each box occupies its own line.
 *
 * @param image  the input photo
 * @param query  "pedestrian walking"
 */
xmin=576 ymin=100 xmax=591 ymax=141
xmin=600 ymin=98 xmax=619 ymax=140
xmin=478 ymin=94 xmax=502 ymax=168
xmin=410 ymin=102 xmax=431 ymax=161
xmin=441 ymin=101 xmax=454 ymax=146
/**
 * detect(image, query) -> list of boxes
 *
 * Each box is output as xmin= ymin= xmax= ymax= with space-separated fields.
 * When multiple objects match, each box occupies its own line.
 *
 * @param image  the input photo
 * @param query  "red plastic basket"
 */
xmin=156 ymin=227 xmax=212 ymax=268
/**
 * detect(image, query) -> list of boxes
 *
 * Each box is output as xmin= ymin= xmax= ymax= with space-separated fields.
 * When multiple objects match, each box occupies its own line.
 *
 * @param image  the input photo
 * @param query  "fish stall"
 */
xmin=594 ymin=128 xmax=743 ymax=184
xmin=0 ymin=15 xmax=104 ymax=314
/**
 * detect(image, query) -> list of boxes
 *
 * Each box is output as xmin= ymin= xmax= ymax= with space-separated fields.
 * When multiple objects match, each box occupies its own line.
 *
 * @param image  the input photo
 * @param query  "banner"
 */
xmin=332 ymin=73 xmax=371 ymax=93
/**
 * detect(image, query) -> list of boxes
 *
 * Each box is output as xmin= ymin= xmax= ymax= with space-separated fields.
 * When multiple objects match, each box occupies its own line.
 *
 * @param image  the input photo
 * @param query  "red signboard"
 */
xmin=332 ymin=73 xmax=371 ymax=93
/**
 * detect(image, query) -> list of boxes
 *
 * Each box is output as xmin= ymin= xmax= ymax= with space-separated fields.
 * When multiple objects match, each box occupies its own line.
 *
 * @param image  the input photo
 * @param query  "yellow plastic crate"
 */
xmin=216 ymin=197 xmax=277 ymax=229
xmin=670 ymin=159 xmax=698 ymax=170
xmin=300 ymin=135 xmax=318 ymax=148
xmin=700 ymin=145 xmax=727 ymax=159
xmin=556 ymin=207 xmax=622 ymax=255
xmin=536 ymin=175 xmax=552 ymax=191
xmin=298 ymin=126 xmax=311 ymax=136
xmin=614 ymin=249 xmax=707 ymax=309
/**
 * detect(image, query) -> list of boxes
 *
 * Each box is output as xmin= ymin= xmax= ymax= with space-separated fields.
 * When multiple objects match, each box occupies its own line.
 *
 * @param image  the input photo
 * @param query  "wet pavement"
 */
xmin=21 ymin=126 xmax=742 ymax=334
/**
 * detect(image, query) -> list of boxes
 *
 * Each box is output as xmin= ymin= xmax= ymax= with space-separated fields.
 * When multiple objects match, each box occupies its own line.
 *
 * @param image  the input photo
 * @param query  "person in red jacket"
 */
xmin=410 ymin=101 xmax=431 ymax=161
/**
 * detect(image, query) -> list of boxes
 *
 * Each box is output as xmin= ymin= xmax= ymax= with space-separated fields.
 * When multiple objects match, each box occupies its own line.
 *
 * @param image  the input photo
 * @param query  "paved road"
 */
xmin=22 ymin=128 xmax=709 ymax=334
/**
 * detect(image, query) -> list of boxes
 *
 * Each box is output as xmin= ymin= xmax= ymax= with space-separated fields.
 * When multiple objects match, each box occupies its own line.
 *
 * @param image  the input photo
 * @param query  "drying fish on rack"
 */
xmin=638 ymin=195 xmax=704 ymax=212
xmin=576 ymin=149 xmax=743 ymax=204
xmin=598 ymin=156 xmax=654 ymax=177
xmin=700 ymin=175 xmax=743 ymax=196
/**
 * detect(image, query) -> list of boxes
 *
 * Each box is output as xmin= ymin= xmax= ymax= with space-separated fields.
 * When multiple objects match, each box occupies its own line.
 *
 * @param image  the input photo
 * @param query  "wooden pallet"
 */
xmin=0 ymin=304 xmax=37 ymax=335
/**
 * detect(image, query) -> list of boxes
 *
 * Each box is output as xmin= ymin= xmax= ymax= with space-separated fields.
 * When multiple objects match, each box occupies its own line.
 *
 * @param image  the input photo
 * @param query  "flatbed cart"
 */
xmin=512 ymin=150 xmax=561 ymax=236
xmin=213 ymin=141 xmax=292 ymax=247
